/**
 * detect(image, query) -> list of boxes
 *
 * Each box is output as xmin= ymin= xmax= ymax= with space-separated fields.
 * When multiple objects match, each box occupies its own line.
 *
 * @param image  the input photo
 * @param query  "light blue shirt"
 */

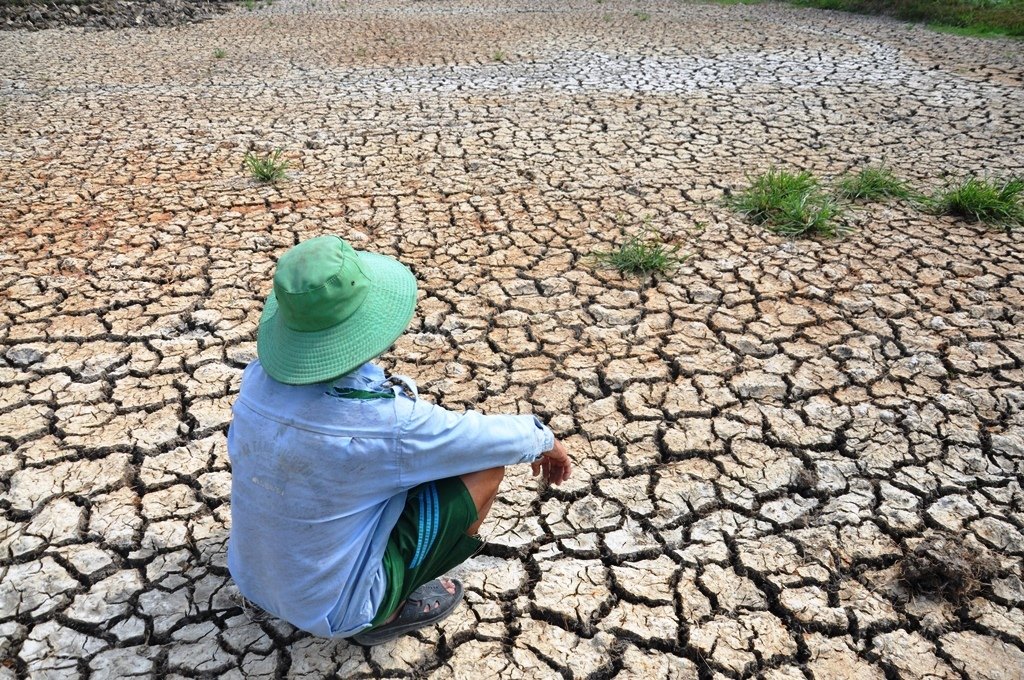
xmin=227 ymin=360 xmax=554 ymax=638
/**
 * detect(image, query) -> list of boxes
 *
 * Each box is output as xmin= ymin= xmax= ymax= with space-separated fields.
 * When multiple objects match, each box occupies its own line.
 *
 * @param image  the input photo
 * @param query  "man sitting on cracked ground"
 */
xmin=227 ymin=235 xmax=572 ymax=646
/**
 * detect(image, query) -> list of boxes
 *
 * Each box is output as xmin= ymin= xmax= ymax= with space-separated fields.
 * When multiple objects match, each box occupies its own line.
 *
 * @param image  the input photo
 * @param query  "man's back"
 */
xmin=228 ymin=361 xmax=406 ymax=637
xmin=228 ymin=359 xmax=554 ymax=637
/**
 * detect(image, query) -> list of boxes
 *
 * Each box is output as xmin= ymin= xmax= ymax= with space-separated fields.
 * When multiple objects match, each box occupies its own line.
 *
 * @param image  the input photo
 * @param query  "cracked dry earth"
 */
xmin=2 ymin=0 xmax=1024 ymax=678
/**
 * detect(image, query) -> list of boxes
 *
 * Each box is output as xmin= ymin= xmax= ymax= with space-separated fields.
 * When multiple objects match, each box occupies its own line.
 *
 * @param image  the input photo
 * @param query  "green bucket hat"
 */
xmin=256 ymin=235 xmax=418 ymax=385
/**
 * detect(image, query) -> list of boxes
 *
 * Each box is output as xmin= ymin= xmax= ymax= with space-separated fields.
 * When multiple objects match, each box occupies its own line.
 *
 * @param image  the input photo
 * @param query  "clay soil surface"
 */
xmin=0 ymin=0 xmax=234 ymax=31
xmin=1 ymin=1 xmax=1023 ymax=678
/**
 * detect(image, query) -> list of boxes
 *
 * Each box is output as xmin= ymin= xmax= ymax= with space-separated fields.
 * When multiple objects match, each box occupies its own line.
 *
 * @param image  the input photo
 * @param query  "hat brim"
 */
xmin=256 ymin=251 xmax=418 ymax=385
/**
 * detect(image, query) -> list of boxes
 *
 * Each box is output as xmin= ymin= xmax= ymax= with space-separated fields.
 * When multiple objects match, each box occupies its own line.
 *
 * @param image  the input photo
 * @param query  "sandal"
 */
xmin=352 ymin=578 xmax=464 ymax=646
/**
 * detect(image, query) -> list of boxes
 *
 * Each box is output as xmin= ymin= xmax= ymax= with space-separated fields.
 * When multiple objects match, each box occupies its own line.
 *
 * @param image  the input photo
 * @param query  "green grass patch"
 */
xmin=837 ymin=166 xmax=915 ymax=201
xmin=244 ymin=149 xmax=288 ymax=184
xmin=729 ymin=168 xmax=846 ymax=238
xmin=789 ymin=0 xmax=1024 ymax=38
xmin=591 ymin=227 xmax=689 ymax=276
xmin=634 ymin=11 xmax=651 ymax=20
xmin=491 ymin=50 xmax=507 ymax=63
xmin=930 ymin=176 xmax=1024 ymax=229
xmin=213 ymin=48 xmax=226 ymax=59
xmin=925 ymin=21 xmax=1011 ymax=38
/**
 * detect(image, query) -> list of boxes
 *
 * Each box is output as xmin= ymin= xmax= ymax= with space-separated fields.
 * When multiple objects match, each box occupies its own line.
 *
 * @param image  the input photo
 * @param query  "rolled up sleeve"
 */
xmin=397 ymin=397 xmax=554 ymax=489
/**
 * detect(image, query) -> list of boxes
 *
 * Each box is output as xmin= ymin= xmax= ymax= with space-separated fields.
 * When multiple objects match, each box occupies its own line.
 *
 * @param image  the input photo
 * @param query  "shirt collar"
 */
xmin=332 ymin=362 xmax=385 ymax=389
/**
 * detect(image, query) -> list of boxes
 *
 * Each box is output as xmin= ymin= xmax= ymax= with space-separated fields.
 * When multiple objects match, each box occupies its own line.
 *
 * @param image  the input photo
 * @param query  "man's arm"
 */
xmin=397 ymin=396 xmax=567 ymax=489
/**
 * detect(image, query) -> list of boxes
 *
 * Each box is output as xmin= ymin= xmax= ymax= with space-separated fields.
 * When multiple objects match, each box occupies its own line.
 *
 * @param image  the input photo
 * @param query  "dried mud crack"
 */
xmin=1 ymin=1 xmax=1023 ymax=678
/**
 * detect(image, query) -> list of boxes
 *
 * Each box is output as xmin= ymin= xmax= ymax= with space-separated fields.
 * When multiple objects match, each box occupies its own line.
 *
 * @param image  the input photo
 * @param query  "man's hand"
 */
xmin=532 ymin=438 xmax=572 ymax=485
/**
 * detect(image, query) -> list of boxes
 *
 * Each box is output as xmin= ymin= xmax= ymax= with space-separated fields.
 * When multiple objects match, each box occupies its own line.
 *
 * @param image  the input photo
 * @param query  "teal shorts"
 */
xmin=370 ymin=477 xmax=483 ymax=627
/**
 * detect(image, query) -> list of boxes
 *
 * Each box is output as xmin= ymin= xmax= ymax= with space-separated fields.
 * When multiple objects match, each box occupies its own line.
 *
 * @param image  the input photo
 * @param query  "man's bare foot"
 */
xmin=382 ymin=577 xmax=457 ymax=624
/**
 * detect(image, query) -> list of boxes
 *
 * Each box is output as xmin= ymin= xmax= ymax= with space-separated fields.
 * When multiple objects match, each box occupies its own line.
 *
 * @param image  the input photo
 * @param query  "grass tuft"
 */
xmin=729 ymin=168 xmax=846 ymax=237
xmin=634 ymin=10 xmax=651 ymax=21
xmin=491 ymin=50 xmax=507 ymax=63
xmin=837 ymin=166 xmax=914 ymax=201
xmin=244 ymin=149 xmax=288 ymax=184
xmin=927 ymin=22 xmax=1010 ymax=38
xmin=213 ymin=48 xmax=226 ymax=59
xmin=789 ymin=0 xmax=1024 ymax=38
xmin=899 ymin=531 xmax=999 ymax=603
xmin=930 ymin=176 xmax=1024 ymax=229
xmin=591 ymin=227 xmax=689 ymax=276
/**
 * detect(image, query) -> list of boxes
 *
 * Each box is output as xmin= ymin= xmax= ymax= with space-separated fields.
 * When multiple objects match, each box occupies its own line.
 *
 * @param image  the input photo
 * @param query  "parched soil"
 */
xmin=0 ymin=0 xmax=235 ymax=31
xmin=1 ymin=1 xmax=1023 ymax=678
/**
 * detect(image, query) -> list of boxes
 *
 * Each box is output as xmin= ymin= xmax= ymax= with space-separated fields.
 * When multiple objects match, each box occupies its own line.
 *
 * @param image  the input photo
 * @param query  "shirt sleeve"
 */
xmin=397 ymin=396 xmax=555 ymax=490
